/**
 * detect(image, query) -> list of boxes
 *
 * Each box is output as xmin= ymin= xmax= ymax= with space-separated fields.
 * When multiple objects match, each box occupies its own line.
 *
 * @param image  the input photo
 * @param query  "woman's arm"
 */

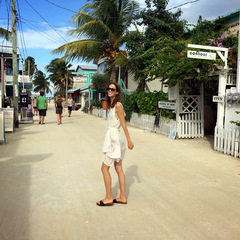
xmin=115 ymin=102 xmax=134 ymax=150
xmin=62 ymin=101 xmax=64 ymax=111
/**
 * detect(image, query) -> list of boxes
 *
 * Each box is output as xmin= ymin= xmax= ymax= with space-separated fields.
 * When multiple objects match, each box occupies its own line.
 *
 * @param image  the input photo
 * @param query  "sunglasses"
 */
xmin=106 ymin=87 xmax=117 ymax=92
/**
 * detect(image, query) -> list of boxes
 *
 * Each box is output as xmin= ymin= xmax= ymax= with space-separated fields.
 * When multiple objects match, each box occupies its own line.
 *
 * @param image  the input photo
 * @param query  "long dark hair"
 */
xmin=106 ymin=83 xmax=122 ymax=109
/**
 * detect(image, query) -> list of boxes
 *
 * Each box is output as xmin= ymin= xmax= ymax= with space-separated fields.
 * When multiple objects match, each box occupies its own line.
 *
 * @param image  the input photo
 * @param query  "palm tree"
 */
xmin=0 ymin=28 xmax=11 ymax=41
xmin=46 ymin=58 xmax=73 ymax=97
xmin=52 ymin=0 xmax=139 ymax=83
xmin=24 ymin=56 xmax=37 ymax=77
xmin=32 ymin=70 xmax=52 ymax=94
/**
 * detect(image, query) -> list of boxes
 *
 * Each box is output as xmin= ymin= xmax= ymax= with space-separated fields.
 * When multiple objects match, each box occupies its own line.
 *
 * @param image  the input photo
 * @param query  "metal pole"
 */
xmin=236 ymin=10 xmax=240 ymax=92
xmin=22 ymin=59 xmax=25 ymax=91
xmin=11 ymin=0 xmax=19 ymax=127
xmin=66 ymin=71 xmax=68 ymax=99
xmin=0 ymin=55 xmax=4 ymax=108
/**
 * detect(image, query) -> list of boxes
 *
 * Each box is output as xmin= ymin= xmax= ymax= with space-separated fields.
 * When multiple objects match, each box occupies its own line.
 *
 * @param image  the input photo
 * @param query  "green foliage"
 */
xmin=122 ymin=91 xmax=175 ymax=121
xmin=92 ymin=73 xmax=109 ymax=89
xmin=145 ymin=18 xmax=238 ymax=87
xmin=32 ymin=70 xmax=52 ymax=94
xmin=230 ymin=111 xmax=240 ymax=127
xmin=124 ymin=0 xmax=187 ymax=90
xmin=53 ymin=0 xmax=140 ymax=82
xmin=46 ymin=58 xmax=73 ymax=97
xmin=24 ymin=56 xmax=36 ymax=77
xmin=92 ymin=99 xmax=102 ymax=109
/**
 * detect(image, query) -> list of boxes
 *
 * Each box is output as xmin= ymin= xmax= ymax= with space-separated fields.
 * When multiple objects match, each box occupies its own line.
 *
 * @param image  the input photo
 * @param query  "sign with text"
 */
xmin=158 ymin=101 xmax=176 ymax=110
xmin=213 ymin=96 xmax=224 ymax=103
xmin=0 ymin=111 xmax=5 ymax=144
xmin=0 ymin=108 xmax=14 ymax=132
xmin=187 ymin=50 xmax=216 ymax=60
xmin=73 ymin=76 xmax=88 ymax=83
xmin=18 ymin=75 xmax=31 ymax=83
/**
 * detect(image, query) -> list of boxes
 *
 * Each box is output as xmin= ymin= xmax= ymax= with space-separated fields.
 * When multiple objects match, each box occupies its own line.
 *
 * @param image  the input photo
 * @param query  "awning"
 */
xmin=67 ymin=87 xmax=81 ymax=93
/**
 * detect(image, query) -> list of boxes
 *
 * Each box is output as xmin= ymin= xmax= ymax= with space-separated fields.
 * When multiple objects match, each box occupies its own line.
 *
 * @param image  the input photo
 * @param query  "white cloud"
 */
xmin=20 ymin=26 xmax=76 ymax=50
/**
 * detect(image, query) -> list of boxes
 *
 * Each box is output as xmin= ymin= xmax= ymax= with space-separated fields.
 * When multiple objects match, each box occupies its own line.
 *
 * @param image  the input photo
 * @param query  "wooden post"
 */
xmin=216 ymin=68 xmax=229 ymax=127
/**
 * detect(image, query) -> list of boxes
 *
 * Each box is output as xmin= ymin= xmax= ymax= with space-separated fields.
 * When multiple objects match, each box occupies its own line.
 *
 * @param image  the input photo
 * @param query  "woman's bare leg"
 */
xmin=57 ymin=114 xmax=60 ymax=124
xmin=114 ymin=160 xmax=127 ymax=203
xmin=97 ymin=163 xmax=113 ymax=204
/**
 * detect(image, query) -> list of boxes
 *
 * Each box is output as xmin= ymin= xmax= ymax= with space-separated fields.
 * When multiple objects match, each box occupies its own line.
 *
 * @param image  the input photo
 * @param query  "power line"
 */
xmin=20 ymin=19 xmax=64 ymax=46
xmin=24 ymin=0 xmax=68 ymax=43
xmin=167 ymin=0 xmax=200 ymax=11
xmin=44 ymin=0 xmax=77 ymax=14
xmin=16 ymin=0 xmax=28 ymax=59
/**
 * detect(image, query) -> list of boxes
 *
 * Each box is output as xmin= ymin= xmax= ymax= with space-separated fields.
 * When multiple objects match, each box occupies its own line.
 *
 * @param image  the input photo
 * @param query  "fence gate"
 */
xmin=177 ymin=81 xmax=204 ymax=138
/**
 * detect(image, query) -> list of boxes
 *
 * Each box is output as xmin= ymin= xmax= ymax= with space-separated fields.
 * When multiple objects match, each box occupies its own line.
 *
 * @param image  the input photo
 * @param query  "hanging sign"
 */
xmin=187 ymin=51 xmax=216 ymax=60
xmin=158 ymin=101 xmax=176 ymax=110
xmin=0 ymin=111 xmax=5 ymax=144
xmin=73 ymin=76 xmax=88 ymax=83
xmin=212 ymin=96 xmax=224 ymax=103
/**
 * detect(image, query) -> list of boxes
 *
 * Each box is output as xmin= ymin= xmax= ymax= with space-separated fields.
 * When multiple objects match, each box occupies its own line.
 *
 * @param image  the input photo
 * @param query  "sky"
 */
xmin=0 ymin=0 xmax=239 ymax=75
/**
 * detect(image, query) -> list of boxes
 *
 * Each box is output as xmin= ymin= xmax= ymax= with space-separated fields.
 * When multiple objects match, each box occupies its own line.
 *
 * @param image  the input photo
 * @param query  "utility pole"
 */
xmin=236 ymin=10 xmax=240 ymax=92
xmin=66 ymin=71 xmax=68 ymax=99
xmin=28 ymin=59 xmax=30 ymax=77
xmin=11 ymin=0 xmax=19 ymax=127
xmin=0 ymin=55 xmax=4 ymax=108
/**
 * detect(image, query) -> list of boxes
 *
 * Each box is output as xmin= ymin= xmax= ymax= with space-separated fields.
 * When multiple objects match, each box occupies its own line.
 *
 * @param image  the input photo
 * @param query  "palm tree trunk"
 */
xmin=111 ymin=65 xmax=117 ymax=83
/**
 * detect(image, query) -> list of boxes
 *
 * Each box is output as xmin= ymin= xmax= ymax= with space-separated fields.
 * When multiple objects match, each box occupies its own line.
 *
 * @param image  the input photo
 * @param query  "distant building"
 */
xmin=67 ymin=64 xmax=97 ymax=110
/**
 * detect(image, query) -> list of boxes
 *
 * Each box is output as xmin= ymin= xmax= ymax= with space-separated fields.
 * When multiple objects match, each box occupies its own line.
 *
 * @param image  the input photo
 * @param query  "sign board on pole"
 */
xmin=158 ymin=101 xmax=176 ymax=110
xmin=73 ymin=76 xmax=88 ymax=83
xmin=0 ymin=108 xmax=14 ymax=132
xmin=0 ymin=111 xmax=5 ymax=144
xmin=212 ymin=96 xmax=224 ymax=103
xmin=187 ymin=50 xmax=216 ymax=60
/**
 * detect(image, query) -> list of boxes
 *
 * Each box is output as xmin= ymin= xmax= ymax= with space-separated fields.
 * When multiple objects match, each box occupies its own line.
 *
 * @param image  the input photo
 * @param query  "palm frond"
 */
xmin=52 ymin=40 xmax=104 ymax=62
xmin=69 ymin=20 xmax=113 ymax=41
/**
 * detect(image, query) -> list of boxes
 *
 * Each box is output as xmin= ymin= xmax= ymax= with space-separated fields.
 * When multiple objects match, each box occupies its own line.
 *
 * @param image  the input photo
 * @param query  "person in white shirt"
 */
xmin=66 ymin=94 xmax=75 ymax=117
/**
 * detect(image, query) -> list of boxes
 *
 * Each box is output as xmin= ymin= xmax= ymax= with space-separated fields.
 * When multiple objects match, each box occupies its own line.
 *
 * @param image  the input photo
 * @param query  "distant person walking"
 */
xmin=37 ymin=91 xmax=48 ymax=125
xmin=66 ymin=94 xmax=75 ymax=117
xmin=55 ymin=95 xmax=64 ymax=125
xmin=32 ymin=96 xmax=38 ymax=116
xmin=96 ymin=83 xmax=134 ymax=207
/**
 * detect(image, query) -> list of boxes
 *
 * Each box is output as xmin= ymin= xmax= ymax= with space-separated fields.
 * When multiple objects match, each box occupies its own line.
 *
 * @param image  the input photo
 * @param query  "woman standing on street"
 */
xmin=66 ymin=94 xmax=75 ymax=117
xmin=97 ymin=83 xmax=134 ymax=207
xmin=55 ymin=95 xmax=64 ymax=125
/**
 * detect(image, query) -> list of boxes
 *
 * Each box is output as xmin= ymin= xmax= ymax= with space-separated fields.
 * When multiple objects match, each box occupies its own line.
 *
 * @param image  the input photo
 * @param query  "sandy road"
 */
xmin=0 ymin=103 xmax=240 ymax=240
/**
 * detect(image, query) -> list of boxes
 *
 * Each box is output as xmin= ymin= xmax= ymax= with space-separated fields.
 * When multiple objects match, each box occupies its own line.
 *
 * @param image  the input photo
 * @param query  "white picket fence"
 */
xmin=214 ymin=126 xmax=240 ymax=157
xmin=91 ymin=109 xmax=176 ymax=136
xmin=129 ymin=112 xmax=177 ymax=135
xmin=177 ymin=112 xmax=204 ymax=138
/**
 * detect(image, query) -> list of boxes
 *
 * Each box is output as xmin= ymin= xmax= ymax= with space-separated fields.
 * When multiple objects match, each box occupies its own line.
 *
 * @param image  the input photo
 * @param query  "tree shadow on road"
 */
xmin=112 ymin=165 xmax=140 ymax=198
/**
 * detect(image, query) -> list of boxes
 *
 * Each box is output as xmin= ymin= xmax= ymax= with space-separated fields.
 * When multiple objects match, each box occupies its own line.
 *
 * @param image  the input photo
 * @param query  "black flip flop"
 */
xmin=96 ymin=200 xmax=113 ymax=206
xmin=113 ymin=199 xmax=127 ymax=204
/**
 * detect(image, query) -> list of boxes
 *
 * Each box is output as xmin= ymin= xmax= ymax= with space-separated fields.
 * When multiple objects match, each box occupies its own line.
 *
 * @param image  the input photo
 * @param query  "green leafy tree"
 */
xmin=124 ymin=0 xmax=186 ymax=90
xmin=145 ymin=17 xmax=237 ymax=87
xmin=32 ymin=70 xmax=52 ymax=94
xmin=46 ymin=58 xmax=73 ymax=97
xmin=52 ymin=0 xmax=139 ymax=83
xmin=92 ymin=72 xmax=109 ymax=89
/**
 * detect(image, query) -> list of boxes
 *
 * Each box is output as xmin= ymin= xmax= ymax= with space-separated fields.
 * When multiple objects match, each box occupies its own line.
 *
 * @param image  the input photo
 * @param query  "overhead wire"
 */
xmin=44 ymin=0 xmax=77 ymax=14
xmin=24 ymin=0 xmax=68 ymax=44
xmin=20 ymin=19 xmax=64 ymax=46
xmin=16 ymin=0 xmax=28 ymax=60
xmin=167 ymin=0 xmax=200 ymax=11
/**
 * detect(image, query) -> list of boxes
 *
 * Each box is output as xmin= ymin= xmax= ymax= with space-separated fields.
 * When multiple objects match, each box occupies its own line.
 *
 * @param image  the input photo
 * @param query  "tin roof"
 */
xmin=0 ymin=45 xmax=20 ymax=55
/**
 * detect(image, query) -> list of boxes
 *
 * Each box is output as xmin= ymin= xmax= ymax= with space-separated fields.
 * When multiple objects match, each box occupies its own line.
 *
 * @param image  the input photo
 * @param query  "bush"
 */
xmin=122 ymin=91 xmax=176 ymax=121
xmin=92 ymin=100 xmax=102 ymax=109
